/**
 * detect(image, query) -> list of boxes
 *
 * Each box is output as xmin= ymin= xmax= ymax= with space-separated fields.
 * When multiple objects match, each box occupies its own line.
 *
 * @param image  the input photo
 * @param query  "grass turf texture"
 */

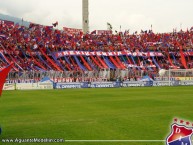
xmin=0 ymin=86 xmax=193 ymax=145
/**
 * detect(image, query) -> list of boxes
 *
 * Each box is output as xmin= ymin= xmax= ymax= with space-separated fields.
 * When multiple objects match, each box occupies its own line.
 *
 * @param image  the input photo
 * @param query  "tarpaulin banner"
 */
xmin=54 ymin=82 xmax=89 ymax=89
xmin=97 ymin=30 xmax=112 ymax=35
xmin=0 ymin=19 xmax=14 ymax=27
xmin=55 ymin=51 xmax=164 ymax=58
xmin=122 ymin=81 xmax=146 ymax=87
xmin=179 ymin=80 xmax=193 ymax=86
xmin=63 ymin=27 xmax=82 ymax=34
xmin=90 ymin=82 xmax=120 ymax=88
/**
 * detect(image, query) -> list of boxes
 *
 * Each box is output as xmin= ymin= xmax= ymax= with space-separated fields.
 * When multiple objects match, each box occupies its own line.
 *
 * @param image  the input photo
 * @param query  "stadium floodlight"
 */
xmin=82 ymin=0 xmax=89 ymax=34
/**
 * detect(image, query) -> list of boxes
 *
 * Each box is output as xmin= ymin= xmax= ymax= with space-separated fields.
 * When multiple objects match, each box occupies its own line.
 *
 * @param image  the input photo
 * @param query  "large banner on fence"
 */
xmin=16 ymin=83 xmax=38 ymax=90
xmin=3 ymin=83 xmax=15 ymax=90
xmin=16 ymin=82 xmax=53 ymax=90
xmin=54 ymin=82 xmax=120 ymax=89
xmin=152 ymin=81 xmax=170 ymax=86
xmin=55 ymin=51 xmax=164 ymax=58
xmin=16 ymin=77 xmax=53 ymax=90
xmin=54 ymin=82 xmax=89 ymax=89
xmin=122 ymin=80 xmax=180 ymax=87
xmin=55 ymin=51 xmax=193 ymax=58
xmin=5 ymin=80 xmax=193 ymax=90
xmin=90 ymin=82 xmax=120 ymax=88
xmin=122 ymin=81 xmax=147 ymax=87
xmin=180 ymin=80 xmax=193 ymax=86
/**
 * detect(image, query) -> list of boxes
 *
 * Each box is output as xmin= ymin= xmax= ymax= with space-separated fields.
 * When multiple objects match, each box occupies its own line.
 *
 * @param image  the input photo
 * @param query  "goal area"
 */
xmin=158 ymin=69 xmax=193 ymax=86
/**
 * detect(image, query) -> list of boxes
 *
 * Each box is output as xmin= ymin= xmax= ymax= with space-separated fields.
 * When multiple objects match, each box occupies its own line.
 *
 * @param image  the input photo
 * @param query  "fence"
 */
xmin=7 ymin=69 xmax=145 ymax=83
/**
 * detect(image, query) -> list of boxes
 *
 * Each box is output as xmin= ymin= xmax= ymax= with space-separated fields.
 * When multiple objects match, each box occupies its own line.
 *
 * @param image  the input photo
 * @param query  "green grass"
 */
xmin=0 ymin=86 xmax=193 ymax=145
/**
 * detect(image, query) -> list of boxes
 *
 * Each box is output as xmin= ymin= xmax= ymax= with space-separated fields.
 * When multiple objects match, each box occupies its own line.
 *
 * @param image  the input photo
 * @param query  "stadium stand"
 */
xmin=0 ymin=19 xmax=193 ymax=82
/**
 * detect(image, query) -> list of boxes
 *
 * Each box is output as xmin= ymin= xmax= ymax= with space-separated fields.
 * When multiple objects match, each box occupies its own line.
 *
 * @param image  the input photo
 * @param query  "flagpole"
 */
xmin=180 ymin=23 xmax=182 ymax=30
xmin=21 ymin=18 xmax=23 ymax=26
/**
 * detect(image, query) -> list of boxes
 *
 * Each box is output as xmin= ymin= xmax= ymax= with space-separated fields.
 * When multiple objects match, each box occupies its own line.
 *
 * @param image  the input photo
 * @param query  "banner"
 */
xmin=90 ymin=82 xmax=120 ymax=88
xmin=180 ymin=80 xmax=193 ymax=86
xmin=16 ymin=82 xmax=53 ymax=90
xmin=0 ymin=19 xmax=14 ymax=27
xmin=122 ymin=80 xmax=179 ymax=87
xmin=3 ymin=83 xmax=15 ymax=90
xmin=54 ymin=82 xmax=89 ymax=89
xmin=16 ymin=83 xmax=39 ymax=90
xmin=184 ymin=52 xmax=193 ymax=56
xmin=170 ymin=52 xmax=193 ymax=56
xmin=152 ymin=81 xmax=170 ymax=86
xmin=6 ymin=80 xmax=193 ymax=90
xmin=173 ymin=77 xmax=193 ymax=81
xmin=38 ymin=82 xmax=53 ymax=89
xmin=122 ymin=81 xmax=148 ymax=87
xmin=54 ymin=82 xmax=120 ymax=88
xmin=55 ymin=51 xmax=164 ymax=58
xmin=97 ymin=30 xmax=112 ymax=35
xmin=16 ymin=77 xmax=53 ymax=90
xmin=63 ymin=27 xmax=82 ymax=34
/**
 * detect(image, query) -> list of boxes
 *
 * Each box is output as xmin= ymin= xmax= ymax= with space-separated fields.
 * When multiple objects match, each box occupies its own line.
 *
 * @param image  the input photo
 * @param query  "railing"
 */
xmin=7 ymin=69 xmax=145 ymax=83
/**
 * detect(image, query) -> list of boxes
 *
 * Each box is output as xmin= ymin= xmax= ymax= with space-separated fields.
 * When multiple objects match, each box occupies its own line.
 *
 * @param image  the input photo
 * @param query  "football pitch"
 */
xmin=0 ymin=86 xmax=193 ymax=145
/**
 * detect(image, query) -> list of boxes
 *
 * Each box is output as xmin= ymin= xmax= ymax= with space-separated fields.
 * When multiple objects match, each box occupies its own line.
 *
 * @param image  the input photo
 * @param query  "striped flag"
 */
xmin=179 ymin=46 xmax=188 ymax=69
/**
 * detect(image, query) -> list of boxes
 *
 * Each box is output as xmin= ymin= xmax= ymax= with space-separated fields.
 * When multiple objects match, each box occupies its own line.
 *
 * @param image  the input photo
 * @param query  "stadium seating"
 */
xmin=0 ymin=20 xmax=193 ymax=75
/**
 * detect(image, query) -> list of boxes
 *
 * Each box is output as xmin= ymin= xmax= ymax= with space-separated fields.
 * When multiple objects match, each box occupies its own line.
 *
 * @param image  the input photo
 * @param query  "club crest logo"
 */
xmin=166 ymin=118 xmax=193 ymax=145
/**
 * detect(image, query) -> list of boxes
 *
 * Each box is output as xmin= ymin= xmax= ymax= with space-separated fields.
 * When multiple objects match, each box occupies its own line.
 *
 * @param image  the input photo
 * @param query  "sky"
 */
xmin=0 ymin=0 xmax=193 ymax=33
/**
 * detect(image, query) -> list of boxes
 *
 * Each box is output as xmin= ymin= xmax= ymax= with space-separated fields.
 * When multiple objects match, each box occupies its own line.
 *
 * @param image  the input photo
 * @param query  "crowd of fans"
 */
xmin=0 ymin=20 xmax=193 ymax=78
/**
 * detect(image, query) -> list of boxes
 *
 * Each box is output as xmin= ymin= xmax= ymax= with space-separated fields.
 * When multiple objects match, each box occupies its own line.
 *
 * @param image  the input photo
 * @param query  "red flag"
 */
xmin=179 ymin=46 xmax=188 ymax=69
xmin=91 ymin=30 xmax=96 ymax=35
xmin=0 ymin=63 xmax=13 ymax=96
xmin=52 ymin=21 xmax=58 ymax=27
